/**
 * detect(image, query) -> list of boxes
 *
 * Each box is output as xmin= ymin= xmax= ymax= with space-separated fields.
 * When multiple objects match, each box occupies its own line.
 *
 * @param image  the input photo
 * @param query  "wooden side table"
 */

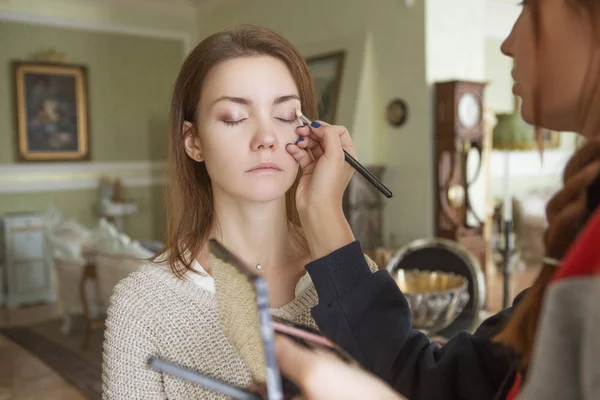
xmin=79 ymin=262 xmax=104 ymax=350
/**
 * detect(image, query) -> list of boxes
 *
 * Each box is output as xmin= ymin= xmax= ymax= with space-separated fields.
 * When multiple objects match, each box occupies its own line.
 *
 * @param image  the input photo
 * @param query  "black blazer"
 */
xmin=306 ymin=241 xmax=520 ymax=400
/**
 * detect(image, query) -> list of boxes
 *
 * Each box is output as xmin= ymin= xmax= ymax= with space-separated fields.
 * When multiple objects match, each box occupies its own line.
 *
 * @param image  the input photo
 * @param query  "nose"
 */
xmin=500 ymin=35 xmax=513 ymax=58
xmin=500 ymin=16 xmax=517 ymax=58
xmin=250 ymin=120 xmax=278 ymax=151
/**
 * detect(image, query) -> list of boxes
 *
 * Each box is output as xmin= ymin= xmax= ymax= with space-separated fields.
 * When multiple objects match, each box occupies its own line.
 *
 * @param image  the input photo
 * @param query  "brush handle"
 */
xmin=147 ymin=357 xmax=262 ymax=400
xmin=343 ymin=150 xmax=393 ymax=198
xmin=298 ymin=113 xmax=393 ymax=198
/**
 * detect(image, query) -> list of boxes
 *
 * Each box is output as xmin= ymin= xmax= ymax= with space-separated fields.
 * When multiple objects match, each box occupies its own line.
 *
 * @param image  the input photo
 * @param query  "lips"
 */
xmin=511 ymin=70 xmax=520 ymax=94
xmin=247 ymin=161 xmax=282 ymax=172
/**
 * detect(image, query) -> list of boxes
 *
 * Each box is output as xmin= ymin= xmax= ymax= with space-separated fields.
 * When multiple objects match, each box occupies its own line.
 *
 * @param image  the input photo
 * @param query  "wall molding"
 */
xmin=0 ymin=161 xmax=166 ymax=194
xmin=0 ymin=10 xmax=193 ymax=57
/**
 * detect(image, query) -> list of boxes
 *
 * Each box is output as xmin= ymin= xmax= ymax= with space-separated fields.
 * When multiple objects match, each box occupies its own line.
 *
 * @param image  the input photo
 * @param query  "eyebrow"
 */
xmin=211 ymin=94 xmax=300 ymax=107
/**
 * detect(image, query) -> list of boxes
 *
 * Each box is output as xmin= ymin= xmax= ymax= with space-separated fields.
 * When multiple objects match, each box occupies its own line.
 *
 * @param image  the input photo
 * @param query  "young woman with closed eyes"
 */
xmin=101 ymin=25 xmax=379 ymax=399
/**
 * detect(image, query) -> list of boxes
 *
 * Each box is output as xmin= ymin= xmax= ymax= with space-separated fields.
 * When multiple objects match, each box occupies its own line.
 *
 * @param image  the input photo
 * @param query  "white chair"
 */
xmin=91 ymin=220 xmax=154 ymax=313
xmin=44 ymin=208 xmax=99 ymax=334
xmin=79 ymin=218 xmax=154 ymax=349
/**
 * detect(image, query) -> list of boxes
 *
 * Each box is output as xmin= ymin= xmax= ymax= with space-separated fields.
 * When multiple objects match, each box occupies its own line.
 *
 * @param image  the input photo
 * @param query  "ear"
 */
xmin=182 ymin=121 xmax=204 ymax=162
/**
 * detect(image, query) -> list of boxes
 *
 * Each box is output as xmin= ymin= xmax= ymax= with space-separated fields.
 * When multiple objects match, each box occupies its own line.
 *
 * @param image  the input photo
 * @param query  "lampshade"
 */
xmin=492 ymin=112 xmax=534 ymax=151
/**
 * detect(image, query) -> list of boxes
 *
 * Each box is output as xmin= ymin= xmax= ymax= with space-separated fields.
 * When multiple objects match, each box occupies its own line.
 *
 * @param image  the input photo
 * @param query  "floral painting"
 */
xmin=13 ymin=62 xmax=90 ymax=161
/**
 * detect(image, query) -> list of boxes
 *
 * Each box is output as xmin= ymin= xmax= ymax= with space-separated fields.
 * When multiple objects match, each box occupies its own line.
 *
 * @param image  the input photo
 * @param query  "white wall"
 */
xmin=484 ymin=0 xmax=522 ymax=41
xmin=484 ymin=37 xmax=514 ymax=113
xmin=426 ymin=0 xmax=486 ymax=82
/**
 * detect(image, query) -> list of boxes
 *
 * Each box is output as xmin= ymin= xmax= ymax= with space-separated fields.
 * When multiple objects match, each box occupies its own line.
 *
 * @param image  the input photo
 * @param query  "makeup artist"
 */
xmin=285 ymin=0 xmax=600 ymax=399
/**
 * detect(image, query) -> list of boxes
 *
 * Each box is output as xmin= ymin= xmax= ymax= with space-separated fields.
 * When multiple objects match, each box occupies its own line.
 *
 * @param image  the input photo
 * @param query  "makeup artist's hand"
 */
xmin=286 ymin=121 xmax=356 ymax=258
xmin=275 ymin=336 xmax=405 ymax=400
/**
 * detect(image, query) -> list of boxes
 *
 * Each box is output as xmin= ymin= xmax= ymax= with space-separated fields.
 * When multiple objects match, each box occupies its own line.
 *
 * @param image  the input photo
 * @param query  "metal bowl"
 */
xmin=392 ymin=269 xmax=470 ymax=335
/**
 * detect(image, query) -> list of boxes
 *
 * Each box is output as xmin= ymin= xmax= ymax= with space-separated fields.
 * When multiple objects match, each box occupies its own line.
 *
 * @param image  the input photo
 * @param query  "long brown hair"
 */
xmin=153 ymin=25 xmax=318 ymax=277
xmin=495 ymin=0 xmax=600 ymax=368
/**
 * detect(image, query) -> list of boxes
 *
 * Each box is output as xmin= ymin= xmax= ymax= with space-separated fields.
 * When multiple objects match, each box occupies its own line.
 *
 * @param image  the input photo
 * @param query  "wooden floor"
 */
xmin=0 ymin=334 xmax=85 ymax=400
xmin=0 ymin=303 xmax=86 ymax=400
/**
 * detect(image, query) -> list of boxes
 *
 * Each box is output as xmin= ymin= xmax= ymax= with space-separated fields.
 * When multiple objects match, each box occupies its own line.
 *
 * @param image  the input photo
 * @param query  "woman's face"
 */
xmin=189 ymin=56 xmax=301 ymax=203
xmin=501 ymin=0 xmax=596 ymax=132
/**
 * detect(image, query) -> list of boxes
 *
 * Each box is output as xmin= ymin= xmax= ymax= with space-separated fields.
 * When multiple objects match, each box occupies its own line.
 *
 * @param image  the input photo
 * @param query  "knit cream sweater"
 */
xmin=102 ymin=257 xmax=378 ymax=399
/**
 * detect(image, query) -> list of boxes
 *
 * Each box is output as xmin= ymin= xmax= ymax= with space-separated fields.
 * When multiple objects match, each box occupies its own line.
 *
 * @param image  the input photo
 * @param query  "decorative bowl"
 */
xmin=392 ymin=269 xmax=470 ymax=335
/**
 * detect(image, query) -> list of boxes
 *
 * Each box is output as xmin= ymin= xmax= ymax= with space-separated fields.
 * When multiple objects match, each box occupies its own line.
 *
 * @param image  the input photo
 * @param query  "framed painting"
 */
xmin=514 ymin=95 xmax=560 ymax=149
xmin=13 ymin=61 xmax=90 ymax=161
xmin=306 ymin=51 xmax=346 ymax=123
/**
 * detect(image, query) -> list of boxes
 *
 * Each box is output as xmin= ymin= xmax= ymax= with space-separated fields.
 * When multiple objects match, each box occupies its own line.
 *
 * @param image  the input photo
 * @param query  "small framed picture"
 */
xmin=306 ymin=51 xmax=346 ymax=123
xmin=13 ymin=61 xmax=90 ymax=161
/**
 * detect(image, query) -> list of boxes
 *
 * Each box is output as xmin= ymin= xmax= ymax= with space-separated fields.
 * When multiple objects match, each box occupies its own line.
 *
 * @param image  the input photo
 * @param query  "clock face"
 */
xmin=386 ymin=98 xmax=408 ymax=127
xmin=457 ymin=92 xmax=481 ymax=129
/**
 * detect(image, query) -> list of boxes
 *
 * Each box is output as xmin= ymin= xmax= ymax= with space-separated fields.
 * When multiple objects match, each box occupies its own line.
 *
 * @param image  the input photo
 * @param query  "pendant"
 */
xmin=256 ymin=264 xmax=262 ymax=270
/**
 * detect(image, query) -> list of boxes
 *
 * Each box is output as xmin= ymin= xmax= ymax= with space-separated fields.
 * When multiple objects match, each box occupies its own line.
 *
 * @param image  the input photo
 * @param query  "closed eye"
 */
xmin=223 ymin=119 xmax=246 ymax=126
xmin=276 ymin=118 xmax=297 ymax=124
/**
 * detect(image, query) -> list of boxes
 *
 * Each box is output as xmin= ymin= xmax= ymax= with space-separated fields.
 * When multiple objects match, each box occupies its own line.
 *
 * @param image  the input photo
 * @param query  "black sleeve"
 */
xmin=306 ymin=241 xmax=521 ymax=400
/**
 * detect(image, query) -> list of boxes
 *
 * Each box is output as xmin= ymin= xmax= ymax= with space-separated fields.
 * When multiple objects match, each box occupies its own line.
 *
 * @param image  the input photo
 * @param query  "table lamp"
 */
xmin=492 ymin=112 xmax=533 ymax=308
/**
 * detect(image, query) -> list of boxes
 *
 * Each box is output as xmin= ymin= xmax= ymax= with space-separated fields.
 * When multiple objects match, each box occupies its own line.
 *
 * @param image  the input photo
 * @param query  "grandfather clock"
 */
xmin=434 ymin=80 xmax=488 ymax=271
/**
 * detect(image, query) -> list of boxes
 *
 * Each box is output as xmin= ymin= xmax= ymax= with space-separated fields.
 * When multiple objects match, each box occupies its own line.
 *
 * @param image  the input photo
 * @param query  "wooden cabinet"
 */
xmin=0 ymin=212 xmax=56 ymax=307
xmin=433 ymin=80 xmax=488 ymax=271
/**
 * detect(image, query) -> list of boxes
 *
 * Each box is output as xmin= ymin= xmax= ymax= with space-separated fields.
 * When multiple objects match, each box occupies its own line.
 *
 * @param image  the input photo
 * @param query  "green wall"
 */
xmin=0 ymin=20 xmax=182 ymax=162
xmin=0 ymin=20 xmax=182 ymax=240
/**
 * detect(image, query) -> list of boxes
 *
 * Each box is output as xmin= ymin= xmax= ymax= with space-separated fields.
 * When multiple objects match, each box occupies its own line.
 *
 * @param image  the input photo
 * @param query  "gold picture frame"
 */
xmin=306 ymin=51 xmax=346 ymax=123
xmin=13 ymin=61 xmax=90 ymax=161
xmin=513 ymin=94 xmax=560 ymax=149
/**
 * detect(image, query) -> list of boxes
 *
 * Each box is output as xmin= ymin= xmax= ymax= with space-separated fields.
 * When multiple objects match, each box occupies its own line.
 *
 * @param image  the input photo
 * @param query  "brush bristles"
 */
xmin=295 ymin=109 xmax=312 ymax=125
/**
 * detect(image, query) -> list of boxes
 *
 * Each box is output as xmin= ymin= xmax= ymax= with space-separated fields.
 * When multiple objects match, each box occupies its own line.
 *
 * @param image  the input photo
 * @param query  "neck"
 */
xmin=202 ymin=190 xmax=303 ymax=273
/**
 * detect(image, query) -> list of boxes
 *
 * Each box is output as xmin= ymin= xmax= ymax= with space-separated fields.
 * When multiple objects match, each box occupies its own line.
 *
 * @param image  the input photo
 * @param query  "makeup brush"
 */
xmin=295 ymin=109 xmax=393 ymax=198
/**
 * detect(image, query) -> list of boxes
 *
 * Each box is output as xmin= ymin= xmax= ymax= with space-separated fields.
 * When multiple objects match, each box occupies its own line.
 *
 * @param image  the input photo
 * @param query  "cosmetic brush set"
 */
xmin=295 ymin=109 xmax=393 ymax=199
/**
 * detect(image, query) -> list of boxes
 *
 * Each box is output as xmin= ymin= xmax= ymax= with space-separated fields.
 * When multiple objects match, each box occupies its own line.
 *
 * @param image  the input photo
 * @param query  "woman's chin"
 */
xmin=239 ymin=184 xmax=293 ymax=203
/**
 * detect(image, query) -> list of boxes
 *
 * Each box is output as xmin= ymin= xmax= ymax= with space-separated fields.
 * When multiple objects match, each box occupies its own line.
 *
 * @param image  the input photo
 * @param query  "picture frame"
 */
xmin=306 ymin=51 xmax=346 ymax=123
xmin=12 ymin=61 xmax=90 ymax=161
xmin=513 ymin=92 xmax=560 ymax=149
